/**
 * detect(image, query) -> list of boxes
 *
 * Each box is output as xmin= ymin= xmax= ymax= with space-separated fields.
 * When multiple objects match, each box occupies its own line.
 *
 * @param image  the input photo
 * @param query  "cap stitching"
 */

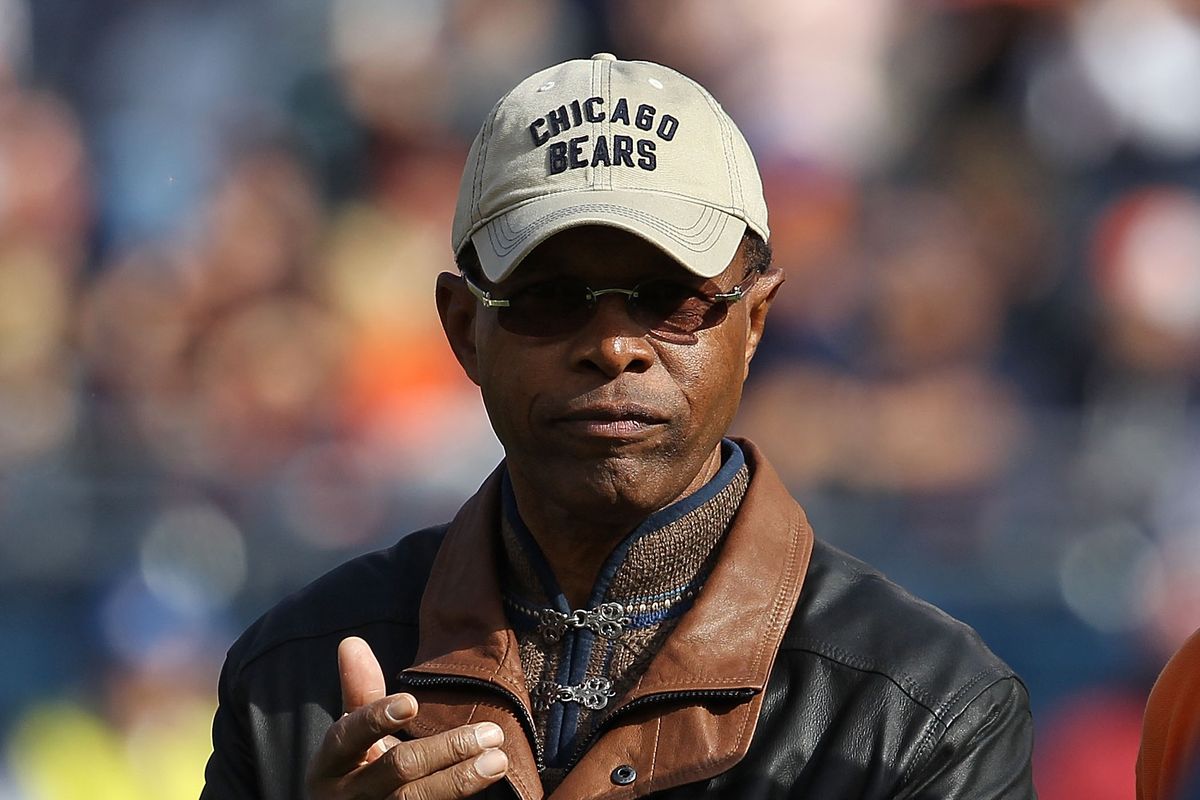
xmin=487 ymin=203 xmax=729 ymax=255
xmin=591 ymin=58 xmax=601 ymax=191
xmin=481 ymin=213 xmax=730 ymax=282
xmin=605 ymin=59 xmax=614 ymax=191
xmin=473 ymin=92 xmax=509 ymax=225
xmin=601 ymin=58 xmax=612 ymax=191
xmin=495 ymin=203 xmax=721 ymax=246
xmin=474 ymin=100 xmax=498 ymax=224
xmin=597 ymin=56 xmax=609 ymax=191
xmin=723 ymin=105 xmax=745 ymax=212
xmin=473 ymin=184 xmax=750 ymax=221
xmin=702 ymin=90 xmax=741 ymax=214
xmin=462 ymin=188 xmax=751 ymax=254
xmin=471 ymin=108 xmax=487 ymax=224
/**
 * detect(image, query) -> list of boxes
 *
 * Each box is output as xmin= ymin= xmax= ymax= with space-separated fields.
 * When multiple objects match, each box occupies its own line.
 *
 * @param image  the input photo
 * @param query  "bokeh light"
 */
xmin=140 ymin=502 xmax=248 ymax=615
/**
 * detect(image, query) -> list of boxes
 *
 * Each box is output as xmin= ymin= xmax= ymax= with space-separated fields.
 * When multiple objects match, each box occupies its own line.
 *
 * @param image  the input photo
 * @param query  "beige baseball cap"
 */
xmin=451 ymin=53 xmax=769 ymax=283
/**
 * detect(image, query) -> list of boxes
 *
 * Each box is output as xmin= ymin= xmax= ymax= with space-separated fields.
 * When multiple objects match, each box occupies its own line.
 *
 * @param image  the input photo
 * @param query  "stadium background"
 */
xmin=1 ymin=0 xmax=1198 ymax=796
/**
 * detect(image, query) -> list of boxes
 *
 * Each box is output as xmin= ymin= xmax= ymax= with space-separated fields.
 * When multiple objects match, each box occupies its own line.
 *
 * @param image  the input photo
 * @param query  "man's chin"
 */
xmin=522 ymin=452 xmax=690 ymax=516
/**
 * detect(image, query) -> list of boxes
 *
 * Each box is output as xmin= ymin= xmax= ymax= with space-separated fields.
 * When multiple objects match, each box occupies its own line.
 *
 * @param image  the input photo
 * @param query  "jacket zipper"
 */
xmin=564 ymin=687 xmax=758 ymax=771
xmin=396 ymin=673 xmax=546 ymax=771
xmin=396 ymin=677 xmax=758 ymax=775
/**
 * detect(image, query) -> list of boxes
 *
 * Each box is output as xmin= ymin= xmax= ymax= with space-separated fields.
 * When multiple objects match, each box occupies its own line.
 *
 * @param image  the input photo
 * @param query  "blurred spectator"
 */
xmin=1025 ymin=0 xmax=1200 ymax=165
xmin=0 ymin=0 xmax=28 ymax=87
xmin=1089 ymin=186 xmax=1200 ymax=376
xmin=0 ymin=82 xmax=89 ymax=471
xmin=736 ymin=186 xmax=1027 ymax=496
xmin=7 ymin=666 xmax=214 ymax=800
xmin=1139 ymin=629 xmax=1200 ymax=799
xmin=1035 ymin=689 xmax=1144 ymax=800
xmin=612 ymin=0 xmax=909 ymax=171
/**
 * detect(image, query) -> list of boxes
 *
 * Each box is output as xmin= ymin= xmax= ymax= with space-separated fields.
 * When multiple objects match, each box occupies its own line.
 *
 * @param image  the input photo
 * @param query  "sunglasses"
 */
xmin=462 ymin=270 xmax=759 ymax=341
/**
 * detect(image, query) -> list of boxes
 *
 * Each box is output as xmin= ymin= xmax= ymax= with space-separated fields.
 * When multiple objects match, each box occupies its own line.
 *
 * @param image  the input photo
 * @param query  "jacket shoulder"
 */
xmin=228 ymin=524 xmax=448 ymax=672
xmin=785 ymin=538 xmax=1019 ymax=720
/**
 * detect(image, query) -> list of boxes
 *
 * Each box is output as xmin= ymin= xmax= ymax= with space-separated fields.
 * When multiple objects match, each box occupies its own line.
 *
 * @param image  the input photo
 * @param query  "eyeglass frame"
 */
xmin=458 ymin=267 xmax=762 ymax=337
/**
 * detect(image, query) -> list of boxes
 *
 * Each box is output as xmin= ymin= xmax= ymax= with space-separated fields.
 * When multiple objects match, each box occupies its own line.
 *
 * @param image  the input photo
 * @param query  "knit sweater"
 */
xmin=498 ymin=440 xmax=750 ymax=790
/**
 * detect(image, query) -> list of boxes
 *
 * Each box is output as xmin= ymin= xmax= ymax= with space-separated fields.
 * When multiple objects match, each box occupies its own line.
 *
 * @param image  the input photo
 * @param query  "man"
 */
xmin=202 ymin=54 xmax=1035 ymax=799
xmin=1139 ymin=629 xmax=1200 ymax=800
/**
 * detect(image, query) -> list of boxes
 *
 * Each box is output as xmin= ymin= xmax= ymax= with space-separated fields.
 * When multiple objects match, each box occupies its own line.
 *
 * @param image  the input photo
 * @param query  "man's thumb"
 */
xmin=338 ymin=636 xmax=386 ymax=713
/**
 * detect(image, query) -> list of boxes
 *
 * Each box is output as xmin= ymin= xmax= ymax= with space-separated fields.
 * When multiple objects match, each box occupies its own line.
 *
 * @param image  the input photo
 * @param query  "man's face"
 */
xmin=440 ymin=226 xmax=779 ymax=524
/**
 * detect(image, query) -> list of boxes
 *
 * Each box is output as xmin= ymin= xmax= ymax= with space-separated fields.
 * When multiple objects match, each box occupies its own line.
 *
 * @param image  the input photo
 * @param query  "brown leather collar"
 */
xmin=399 ymin=439 xmax=814 ymax=800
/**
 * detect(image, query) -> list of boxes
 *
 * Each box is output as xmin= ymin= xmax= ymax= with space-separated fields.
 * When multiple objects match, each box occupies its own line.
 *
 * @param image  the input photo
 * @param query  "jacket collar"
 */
xmin=399 ymin=439 xmax=814 ymax=800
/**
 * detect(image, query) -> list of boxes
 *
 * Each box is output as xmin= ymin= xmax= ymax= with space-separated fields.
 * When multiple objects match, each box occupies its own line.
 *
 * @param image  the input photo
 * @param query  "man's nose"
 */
xmin=570 ymin=294 xmax=655 ymax=378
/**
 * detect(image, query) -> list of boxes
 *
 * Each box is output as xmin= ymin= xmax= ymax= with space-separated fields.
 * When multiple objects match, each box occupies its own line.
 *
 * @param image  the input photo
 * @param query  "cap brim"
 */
xmin=468 ymin=190 xmax=748 ymax=283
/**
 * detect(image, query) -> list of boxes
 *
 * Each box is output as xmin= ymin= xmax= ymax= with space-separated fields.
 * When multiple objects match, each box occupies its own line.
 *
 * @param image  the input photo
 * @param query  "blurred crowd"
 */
xmin=0 ymin=0 xmax=1198 ymax=797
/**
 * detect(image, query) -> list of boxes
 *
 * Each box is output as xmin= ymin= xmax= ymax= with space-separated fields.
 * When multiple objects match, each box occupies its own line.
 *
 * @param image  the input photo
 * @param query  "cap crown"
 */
xmin=452 ymin=54 xmax=768 ymax=281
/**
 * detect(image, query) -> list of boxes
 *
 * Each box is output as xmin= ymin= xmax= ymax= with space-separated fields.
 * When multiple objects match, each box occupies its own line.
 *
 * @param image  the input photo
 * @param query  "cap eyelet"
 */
xmin=648 ymin=78 xmax=664 ymax=89
xmin=611 ymin=764 xmax=637 ymax=785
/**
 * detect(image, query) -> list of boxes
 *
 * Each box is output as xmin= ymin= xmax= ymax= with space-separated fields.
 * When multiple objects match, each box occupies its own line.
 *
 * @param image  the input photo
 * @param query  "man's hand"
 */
xmin=306 ymin=637 xmax=509 ymax=799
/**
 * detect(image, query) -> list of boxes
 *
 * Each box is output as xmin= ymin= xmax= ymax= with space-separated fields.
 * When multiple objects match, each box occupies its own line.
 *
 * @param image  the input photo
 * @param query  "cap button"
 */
xmin=591 ymin=52 xmax=618 ymax=61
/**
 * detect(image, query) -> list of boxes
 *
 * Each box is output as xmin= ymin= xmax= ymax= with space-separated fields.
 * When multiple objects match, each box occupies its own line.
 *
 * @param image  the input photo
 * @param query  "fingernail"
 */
xmin=368 ymin=734 xmax=400 ymax=758
xmin=475 ymin=722 xmax=503 ymax=748
xmin=475 ymin=748 xmax=508 ymax=777
xmin=385 ymin=695 xmax=416 ymax=722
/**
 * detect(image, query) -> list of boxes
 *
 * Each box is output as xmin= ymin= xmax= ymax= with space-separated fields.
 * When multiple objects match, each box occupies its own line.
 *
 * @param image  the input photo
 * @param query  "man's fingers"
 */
xmin=310 ymin=693 xmax=418 ymax=777
xmin=351 ymin=722 xmax=506 ymax=798
xmin=339 ymin=636 xmax=387 ymax=712
xmin=364 ymin=733 xmax=402 ymax=765
xmin=383 ymin=748 xmax=508 ymax=800
xmin=383 ymin=722 xmax=504 ymax=784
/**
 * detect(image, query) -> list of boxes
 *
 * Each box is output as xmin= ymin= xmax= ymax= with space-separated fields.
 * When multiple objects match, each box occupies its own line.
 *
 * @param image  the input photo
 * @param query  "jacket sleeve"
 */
xmin=200 ymin=650 xmax=262 ymax=798
xmin=896 ymin=676 xmax=1036 ymax=800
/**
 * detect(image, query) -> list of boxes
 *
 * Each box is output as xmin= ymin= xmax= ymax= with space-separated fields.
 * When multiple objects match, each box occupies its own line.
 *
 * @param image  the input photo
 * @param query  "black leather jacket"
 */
xmin=202 ymin=442 xmax=1035 ymax=799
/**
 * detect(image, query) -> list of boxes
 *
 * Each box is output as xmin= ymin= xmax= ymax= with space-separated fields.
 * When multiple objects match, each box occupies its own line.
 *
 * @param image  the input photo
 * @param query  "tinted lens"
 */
xmin=632 ymin=280 xmax=723 ymax=335
xmin=486 ymin=277 xmax=736 ymax=339
xmin=499 ymin=278 xmax=594 ymax=336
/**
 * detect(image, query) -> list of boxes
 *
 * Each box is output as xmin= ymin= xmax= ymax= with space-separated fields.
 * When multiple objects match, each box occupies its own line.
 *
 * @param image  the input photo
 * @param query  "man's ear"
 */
xmin=743 ymin=267 xmax=785 ymax=378
xmin=436 ymin=272 xmax=482 ymax=386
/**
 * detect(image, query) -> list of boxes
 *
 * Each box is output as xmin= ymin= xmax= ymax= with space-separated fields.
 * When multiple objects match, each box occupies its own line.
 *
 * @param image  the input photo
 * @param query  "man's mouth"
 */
xmin=553 ymin=404 xmax=668 ymax=438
